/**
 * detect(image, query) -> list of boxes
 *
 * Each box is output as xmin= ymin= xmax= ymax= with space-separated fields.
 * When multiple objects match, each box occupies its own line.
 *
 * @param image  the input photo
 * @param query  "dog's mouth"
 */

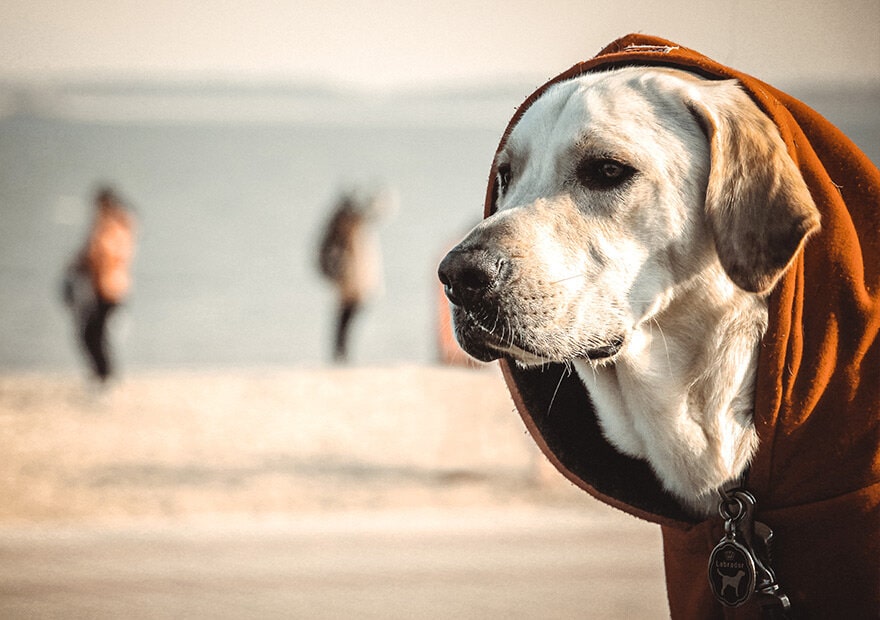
xmin=450 ymin=307 xmax=514 ymax=362
xmin=583 ymin=337 xmax=624 ymax=361
xmin=452 ymin=306 xmax=625 ymax=365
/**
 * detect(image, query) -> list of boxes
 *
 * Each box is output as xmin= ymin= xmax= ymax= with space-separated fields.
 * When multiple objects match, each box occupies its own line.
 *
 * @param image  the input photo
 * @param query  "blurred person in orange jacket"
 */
xmin=64 ymin=187 xmax=136 ymax=382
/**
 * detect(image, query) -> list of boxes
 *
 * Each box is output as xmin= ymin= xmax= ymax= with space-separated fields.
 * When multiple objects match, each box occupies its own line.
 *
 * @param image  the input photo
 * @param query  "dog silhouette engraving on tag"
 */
xmin=708 ymin=538 xmax=757 ymax=607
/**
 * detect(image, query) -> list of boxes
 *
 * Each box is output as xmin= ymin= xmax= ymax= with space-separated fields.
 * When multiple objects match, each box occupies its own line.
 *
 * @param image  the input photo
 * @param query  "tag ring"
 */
xmin=719 ymin=493 xmax=745 ymax=522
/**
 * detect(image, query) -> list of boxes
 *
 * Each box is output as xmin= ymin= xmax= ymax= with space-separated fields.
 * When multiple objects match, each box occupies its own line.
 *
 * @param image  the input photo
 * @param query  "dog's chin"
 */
xmin=458 ymin=340 xmax=504 ymax=364
xmin=505 ymin=342 xmax=624 ymax=369
xmin=454 ymin=313 xmax=625 ymax=368
xmin=509 ymin=339 xmax=625 ymax=368
xmin=453 ymin=319 xmax=540 ymax=365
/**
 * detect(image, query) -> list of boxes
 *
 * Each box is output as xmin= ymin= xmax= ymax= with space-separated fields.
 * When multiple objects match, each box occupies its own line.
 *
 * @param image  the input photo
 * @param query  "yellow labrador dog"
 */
xmin=438 ymin=66 xmax=820 ymax=516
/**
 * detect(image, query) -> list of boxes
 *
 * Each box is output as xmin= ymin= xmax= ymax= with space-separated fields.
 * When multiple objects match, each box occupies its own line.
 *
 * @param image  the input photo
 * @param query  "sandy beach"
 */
xmin=0 ymin=365 xmax=668 ymax=618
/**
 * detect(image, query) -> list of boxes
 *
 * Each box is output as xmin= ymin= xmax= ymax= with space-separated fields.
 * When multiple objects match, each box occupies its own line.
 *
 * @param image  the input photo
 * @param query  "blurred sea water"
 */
xmin=0 ymin=80 xmax=877 ymax=371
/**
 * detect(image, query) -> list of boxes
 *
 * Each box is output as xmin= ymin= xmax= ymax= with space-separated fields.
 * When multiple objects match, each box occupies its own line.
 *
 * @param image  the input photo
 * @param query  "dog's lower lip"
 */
xmin=460 ymin=308 xmax=624 ymax=363
xmin=586 ymin=338 xmax=624 ymax=360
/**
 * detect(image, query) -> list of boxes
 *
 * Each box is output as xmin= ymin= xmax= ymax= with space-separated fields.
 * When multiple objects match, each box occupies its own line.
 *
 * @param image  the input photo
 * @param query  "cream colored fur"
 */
xmin=471 ymin=67 xmax=819 ymax=516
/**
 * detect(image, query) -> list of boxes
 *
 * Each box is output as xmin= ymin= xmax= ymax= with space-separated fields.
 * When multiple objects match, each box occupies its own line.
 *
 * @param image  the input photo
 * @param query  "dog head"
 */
xmin=438 ymin=67 xmax=819 ymax=365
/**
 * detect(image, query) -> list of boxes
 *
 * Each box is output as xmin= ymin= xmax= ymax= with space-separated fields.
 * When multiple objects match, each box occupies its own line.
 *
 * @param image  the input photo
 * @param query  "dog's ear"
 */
xmin=687 ymin=81 xmax=821 ymax=294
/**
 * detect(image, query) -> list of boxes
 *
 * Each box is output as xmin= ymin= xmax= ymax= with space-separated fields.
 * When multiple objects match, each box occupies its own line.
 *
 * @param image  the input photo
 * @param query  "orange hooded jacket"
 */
xmin=483 ymin=34 xmax=879 ymax=618
xmin=86 ymin=204 xmax=135 ymax=304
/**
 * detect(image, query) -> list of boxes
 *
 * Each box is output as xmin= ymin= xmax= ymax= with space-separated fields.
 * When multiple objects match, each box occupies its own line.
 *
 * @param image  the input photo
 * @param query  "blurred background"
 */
xmin=0 ymin=2 xmax=877 ymax=618
xmin=0 ymin=0 xmax=878 ymax=370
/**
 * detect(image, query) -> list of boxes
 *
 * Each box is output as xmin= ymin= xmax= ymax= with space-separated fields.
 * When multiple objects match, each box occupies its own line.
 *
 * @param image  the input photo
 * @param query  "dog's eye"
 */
xmin=576 ymin=158 xmax=636 ymax=190
xmin=497 ymin=162 xmax=512 ymax=195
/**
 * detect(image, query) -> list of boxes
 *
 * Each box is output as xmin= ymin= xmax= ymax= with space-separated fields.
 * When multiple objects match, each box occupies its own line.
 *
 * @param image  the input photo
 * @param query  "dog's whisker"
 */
xmin=489 ymin=308 xmax=500 ymax=334
xmin=549 ymin=273 xmax=586 ymax=286
xmin=546 ymin=363 xmax=573 ymax=416
xmin=652 ymin=318 xmax=673 ymax=375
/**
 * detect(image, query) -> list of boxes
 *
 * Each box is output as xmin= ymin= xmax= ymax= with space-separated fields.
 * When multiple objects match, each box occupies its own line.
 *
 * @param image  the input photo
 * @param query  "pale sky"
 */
xmin=1 ymin=0 xmax=878 ymax=89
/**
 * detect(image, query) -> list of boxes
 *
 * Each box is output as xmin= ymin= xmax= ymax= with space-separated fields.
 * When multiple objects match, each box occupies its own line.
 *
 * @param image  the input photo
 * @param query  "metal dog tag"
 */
xmin=708 ymin=488 xmax=792 ymax=614
xmin=708 ymin=489 xmax=758 ymax=607
xmin=708 ymin=536 xmax=757 ymax=606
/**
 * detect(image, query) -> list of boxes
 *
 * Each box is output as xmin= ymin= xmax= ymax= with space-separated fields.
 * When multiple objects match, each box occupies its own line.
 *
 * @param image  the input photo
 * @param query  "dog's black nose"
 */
xmin=438 ymin=248 xmax=504 ymax=308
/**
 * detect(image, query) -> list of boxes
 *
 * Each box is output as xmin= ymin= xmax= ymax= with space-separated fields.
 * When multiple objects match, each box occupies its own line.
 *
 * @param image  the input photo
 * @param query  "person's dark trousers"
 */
xmin=334 ymin=300 xmax=360 ymax=363
xmin=82 ymin=298 xmax=116 ymax=381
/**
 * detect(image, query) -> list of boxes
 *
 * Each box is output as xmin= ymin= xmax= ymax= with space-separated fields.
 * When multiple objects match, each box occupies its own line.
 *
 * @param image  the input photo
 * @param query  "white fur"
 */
xmin=455 ymin=67 xmax=818 ymax=516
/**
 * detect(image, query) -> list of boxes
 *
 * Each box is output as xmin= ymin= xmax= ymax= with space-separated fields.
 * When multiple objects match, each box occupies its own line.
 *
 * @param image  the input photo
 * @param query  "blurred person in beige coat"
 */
xmin=318 ymin=187 xmax=391 ymax=363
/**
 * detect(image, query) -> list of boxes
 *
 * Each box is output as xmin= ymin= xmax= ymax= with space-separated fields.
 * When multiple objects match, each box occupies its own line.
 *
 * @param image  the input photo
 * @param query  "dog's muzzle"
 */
xmin=438 ymin=243 xmax=626 ymax=364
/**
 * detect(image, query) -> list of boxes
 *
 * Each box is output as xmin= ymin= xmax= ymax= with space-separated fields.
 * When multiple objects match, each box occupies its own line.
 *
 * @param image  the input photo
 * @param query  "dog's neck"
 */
xmin=573 ymin=265 xmax=767 ymax=516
